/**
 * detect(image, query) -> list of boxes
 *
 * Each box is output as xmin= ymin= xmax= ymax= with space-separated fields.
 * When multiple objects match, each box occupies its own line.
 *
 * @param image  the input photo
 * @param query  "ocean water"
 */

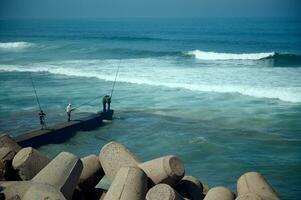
xmin=0 ymin=18 xmax=301 ymax=199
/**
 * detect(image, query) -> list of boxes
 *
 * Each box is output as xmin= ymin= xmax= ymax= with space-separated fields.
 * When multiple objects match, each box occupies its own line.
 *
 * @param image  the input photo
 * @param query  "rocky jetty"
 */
xmin=0 ymin=134 xmax=280 ymax=200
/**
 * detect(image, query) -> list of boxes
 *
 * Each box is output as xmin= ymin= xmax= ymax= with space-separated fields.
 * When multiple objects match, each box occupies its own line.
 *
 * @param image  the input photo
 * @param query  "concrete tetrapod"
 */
xmin=104 ymin=166 xmax=147 ymax=200
xmin=236 ymin=193 xmax=263 ymax=200
xmin=138 ymin=155 xmax=185 ymax=187
xmin=78 ymin=154 xmax=104 ymax=191
xmin=0 ymin=181 xmax=66 ymax=200
xmin=146 ymin=183 xmax=184 ymax=200
xmin=22 ymin=183 xmax=67 ymax=200
xmin=203 ymin=186 xmax=234 ymax=200
xmin=99 ymin=142 xmax=141 ymax=183
xmin=32 ymin=152 xmax=83 ymax=200
xmin=0 ymin=161 xmax=5 ymax=180
xmin=0 ymin=134 xmax=21 ymax=152
xmin=175 ymin=176 xmax=204 ymax=200
xmin=0 ymin=147 xmax=20 ymax=180
xmin=12 ymin=147 xmax=50 ymax=180
xmin=237 ymin=172 xmax=280 ymax=200
xmin=0 ymin=134 xmax=21 ymax=181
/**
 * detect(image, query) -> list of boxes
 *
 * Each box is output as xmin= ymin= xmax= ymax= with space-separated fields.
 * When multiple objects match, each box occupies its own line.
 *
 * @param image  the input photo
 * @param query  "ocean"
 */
xmin=0 ymin=18 xmax=300 ymax=199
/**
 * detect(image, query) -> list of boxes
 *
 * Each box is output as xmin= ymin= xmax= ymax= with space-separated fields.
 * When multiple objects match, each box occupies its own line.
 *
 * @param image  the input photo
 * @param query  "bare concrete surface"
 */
xmin=237 ymin=172 xmax=280 ymax=200
xmin=236 ymin=193 xmax=263 ymax=200
xmin=138 ymin=155 xmax=185 ymax=187
xmin=99 ymin=142 xmax=141 ymax=183
xmin=146 ymin=183 xmax=184 ymax=200
xmin=12 ymin=147 xmax=50 ymax=180
xmin=79 ymin=154 xmax=104 ymax=191
xmin=104 ymin=166 xmax=147 ymax=200
xmin=0 ymin=134 xmax=21 ymax=152
xmin=203 ymin=186 xmax=234 ymax=200
xmin=32 ymin=152 xmax=83 ymax=200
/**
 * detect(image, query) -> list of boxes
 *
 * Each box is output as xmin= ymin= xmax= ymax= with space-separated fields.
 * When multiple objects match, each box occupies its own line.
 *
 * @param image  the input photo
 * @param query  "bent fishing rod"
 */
xmin=30 ymin=76 xmax=42 ymax=112
xmin=110 ymin=60 xmax=121 ymax=100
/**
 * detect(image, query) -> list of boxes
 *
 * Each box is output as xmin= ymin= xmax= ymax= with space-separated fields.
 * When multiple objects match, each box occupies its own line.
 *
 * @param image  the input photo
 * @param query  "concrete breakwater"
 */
xmin=0 ymin=133 xmax=280 ymax=200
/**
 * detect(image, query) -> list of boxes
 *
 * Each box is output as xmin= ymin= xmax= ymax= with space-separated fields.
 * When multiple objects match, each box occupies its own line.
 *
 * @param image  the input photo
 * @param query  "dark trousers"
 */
xmin=67 ymin=112 xmax=71 ymax=121
xmin=40 ymin=120 xmax=46 ymax=129
xmin=103 ymin=103 xmax=106 ymax=112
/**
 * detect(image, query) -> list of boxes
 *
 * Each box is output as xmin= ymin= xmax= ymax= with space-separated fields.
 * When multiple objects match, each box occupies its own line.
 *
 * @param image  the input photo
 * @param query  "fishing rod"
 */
xmin=72 ymin=95 xmax=104 ymax=111
xmin=110 ymin=60 xmax=121 ymax=100
xmin=30 ymin=76 xmax=42 ymax=111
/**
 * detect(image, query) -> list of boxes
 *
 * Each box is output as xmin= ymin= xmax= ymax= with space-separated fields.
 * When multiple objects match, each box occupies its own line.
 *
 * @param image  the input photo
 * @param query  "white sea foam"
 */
xmin=0 ymin=42 xmax=34 ymax=50
xmin=0 ymin=58 xmax=300 ymax=103
xmin=187 ymin=50 xmax=275 ymax=60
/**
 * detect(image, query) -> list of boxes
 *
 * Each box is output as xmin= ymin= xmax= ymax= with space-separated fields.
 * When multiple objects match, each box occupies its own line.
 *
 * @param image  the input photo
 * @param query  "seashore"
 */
xmin=0 ymin=133 xmax=280 ymax=200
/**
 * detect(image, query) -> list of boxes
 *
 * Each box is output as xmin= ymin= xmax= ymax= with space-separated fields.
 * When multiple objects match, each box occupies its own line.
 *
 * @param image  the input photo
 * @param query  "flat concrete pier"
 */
xmin=13 ymin=110 xmax=114 ymax=148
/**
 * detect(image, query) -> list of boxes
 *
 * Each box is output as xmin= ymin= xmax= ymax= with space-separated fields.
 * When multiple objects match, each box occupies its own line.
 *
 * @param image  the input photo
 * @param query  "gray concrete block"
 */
xmin=237 ymin=172 xmax=280 ymax=200
xmin=175 ymin=176 xmax=204 ymax=200
xmin=99 ymin=142 xmax=141 ymax=183
xmin=12 ymin=147 xmax=50 ymax=180
xmin=138 ymin=155 xmax=185 ymax=187
xmin=146 ymin=183 xmax=184 ymax=200
xmin=0 ymin=181 xmax=31 ymax=199
xmin=0 ymin=134 xmax=21 ymax=152
xmin=22 ymin=183 xmax=67 ymax=200
xmin=236 ymin=193 xmax=263 ymax=200
xmin=204 ymin=186 xmax=234 ymax=200
xmin=0 ymin=147 xmax=20 ymax=181
xmin=104 ymin=166 xmax=147 ymax=200
xmin=79 ymin=154 xmax=104 ymax=191
xmin=32 ymin=152 xmax=83 ymax=200
xmin=0 ymin=147 xmax=15 ymax=164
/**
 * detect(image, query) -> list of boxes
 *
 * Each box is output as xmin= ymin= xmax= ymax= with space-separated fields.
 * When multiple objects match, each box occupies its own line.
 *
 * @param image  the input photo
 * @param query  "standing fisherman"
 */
xmin=107 ymin=95 xmax=111 ymax=111
xmin=66 ymin=103 xmax=72 ymax=122
xmin=102 ymin=95 xmax=109 ymax=112
xmin=39 ymin=110 xmax=46 ymax=129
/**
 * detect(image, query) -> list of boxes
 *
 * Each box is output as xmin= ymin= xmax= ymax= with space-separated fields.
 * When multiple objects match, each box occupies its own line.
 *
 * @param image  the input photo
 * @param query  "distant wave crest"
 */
xmin=187 ymin=50 xmax=275 ymax=60
xmin=0 ymin=42 xmax=34 ymax=50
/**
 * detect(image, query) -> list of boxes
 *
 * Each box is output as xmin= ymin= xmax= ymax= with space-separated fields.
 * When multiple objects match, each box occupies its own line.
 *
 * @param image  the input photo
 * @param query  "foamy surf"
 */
xmin=0 ymin=42 xmax=34 ymax=50
xmin=187 ymin=50 xmax=275 ymax=60
xmin=0 ymin=58 xmax=300 ymax=103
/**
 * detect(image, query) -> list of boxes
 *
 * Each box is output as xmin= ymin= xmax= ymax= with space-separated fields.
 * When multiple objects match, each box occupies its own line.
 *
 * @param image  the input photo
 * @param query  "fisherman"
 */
xmin=66 ymin=103 xmax=72 ymax=122
xmin=102 ymin=95 xmax=108 ymax=112
xmin=107 ymin=95 xmax=111 ymax=111
xmin=39 ymin=110 xmax=46 ymax=129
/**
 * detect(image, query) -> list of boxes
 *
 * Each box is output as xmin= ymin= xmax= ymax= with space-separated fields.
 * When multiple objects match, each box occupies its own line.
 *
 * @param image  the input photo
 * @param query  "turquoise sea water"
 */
xmin=0 ymin=19 xmax=301 ymax=199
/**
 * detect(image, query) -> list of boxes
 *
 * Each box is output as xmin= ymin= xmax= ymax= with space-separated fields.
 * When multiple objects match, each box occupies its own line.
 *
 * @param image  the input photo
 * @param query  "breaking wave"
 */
xmin=0 ymin=42 xmax=34 ymax=50
xmin=0 ymin=58 xmax=300 ymax=103
xmin=187 ymin=50 xmax=275 ymax=60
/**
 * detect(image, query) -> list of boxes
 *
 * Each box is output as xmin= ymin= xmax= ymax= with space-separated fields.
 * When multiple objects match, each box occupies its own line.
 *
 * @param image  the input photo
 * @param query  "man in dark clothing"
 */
xmin=102 ymin=95 xmax=108 ymax=112
xmin=107 ymin=95 xmax=111 ymax=111
xmin=102 ymin=95 xmax=111 ymax=112
xmin=39 ymin=110 xmax=46 ymax=129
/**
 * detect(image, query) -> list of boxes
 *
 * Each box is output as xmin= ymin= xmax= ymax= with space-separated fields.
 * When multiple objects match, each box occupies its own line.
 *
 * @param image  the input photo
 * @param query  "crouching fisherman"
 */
xmin=66 ymin=103 xmax=74 ymax=122
xmin=39 ymin=110 xmax=46 ymax=129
